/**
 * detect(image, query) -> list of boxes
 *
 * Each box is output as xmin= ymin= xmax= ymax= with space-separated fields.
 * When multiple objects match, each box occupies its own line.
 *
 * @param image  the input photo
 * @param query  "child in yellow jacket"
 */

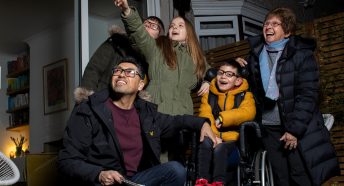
xmin=195 ymin=59 xmax=256 ymax=186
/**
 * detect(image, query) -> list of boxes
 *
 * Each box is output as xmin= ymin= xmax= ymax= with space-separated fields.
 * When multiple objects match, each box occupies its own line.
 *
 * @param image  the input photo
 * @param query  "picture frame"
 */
xmin=43 ymin=59 xmax=68 ymax=115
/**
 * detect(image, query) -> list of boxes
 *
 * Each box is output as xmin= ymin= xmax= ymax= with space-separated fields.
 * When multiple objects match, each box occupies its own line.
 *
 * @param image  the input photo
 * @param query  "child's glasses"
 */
xmin=217 ymin=70 xmax=238 ymax=78
xmin=144 ymin=20 xmax=160 ymax=31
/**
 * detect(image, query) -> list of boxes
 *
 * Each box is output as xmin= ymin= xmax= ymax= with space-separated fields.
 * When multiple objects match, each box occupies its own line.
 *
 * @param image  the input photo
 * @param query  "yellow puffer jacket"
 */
xmin=199 ymin=78 xmax=256 ymax=141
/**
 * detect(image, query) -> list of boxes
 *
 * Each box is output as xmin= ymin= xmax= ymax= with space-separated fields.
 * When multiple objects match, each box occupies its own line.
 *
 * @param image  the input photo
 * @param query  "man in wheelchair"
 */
xmin=195 ymin=59 xmax=256 ymax=186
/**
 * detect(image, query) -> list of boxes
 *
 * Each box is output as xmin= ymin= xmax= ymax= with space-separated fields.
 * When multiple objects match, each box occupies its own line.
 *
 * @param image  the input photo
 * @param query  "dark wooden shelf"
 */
xmin=6 ymin=56 xmax=30 ymax=134
xmin=7 ymin=68 xmax=29 ymax=78
xmin=6 ymin=105 xmax=29 ymax=113
xmin=6 ymin=86 xmax=29 ymax=96
xmin=6 ymin=123 xmax=29 ymax=131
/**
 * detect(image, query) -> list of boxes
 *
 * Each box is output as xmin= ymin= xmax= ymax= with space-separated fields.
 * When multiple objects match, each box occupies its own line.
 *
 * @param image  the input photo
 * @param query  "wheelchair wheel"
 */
xmin=254 ymin=150 xmax=274 ymax=186
xmin=185 ymin=161 xmax=196 ymax=186
xmin=236 ymin=153 xmax=257 ymax=186
xmin=185 ymin=131 xmax=198 ymax=186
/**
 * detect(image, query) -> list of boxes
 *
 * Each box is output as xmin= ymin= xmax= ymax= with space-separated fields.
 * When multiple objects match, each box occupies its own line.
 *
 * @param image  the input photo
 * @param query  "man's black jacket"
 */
xmin=58 ymin=89 xmax=207 ymax=186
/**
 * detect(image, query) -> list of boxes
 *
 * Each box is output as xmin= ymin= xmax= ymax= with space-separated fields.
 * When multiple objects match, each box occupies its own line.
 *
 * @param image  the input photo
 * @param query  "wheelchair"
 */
xmin=236 ymin=121 xmax=274 ymax=186
xmin=184 ymin=121 xmax=274 ymax=186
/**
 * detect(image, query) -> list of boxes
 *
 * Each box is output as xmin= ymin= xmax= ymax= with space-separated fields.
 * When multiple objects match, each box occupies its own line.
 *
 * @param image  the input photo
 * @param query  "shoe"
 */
xmin=195 ymin=178 xmax=210 ymax=186
xmin=211 ymin=181 xmax=224 ymax=186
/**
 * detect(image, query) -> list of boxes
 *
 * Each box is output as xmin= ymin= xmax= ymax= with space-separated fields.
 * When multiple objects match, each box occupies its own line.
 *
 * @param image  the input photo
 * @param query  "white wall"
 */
xmin=24 ymin=15 xmax=122 ymax=153
xmin=25 ymin=19 xmax=76 ymax=153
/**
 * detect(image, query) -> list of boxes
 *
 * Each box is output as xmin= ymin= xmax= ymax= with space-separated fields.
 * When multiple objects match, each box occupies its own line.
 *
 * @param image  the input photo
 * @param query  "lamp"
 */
xmin=9 ymin=151 xmax=15 ymax=159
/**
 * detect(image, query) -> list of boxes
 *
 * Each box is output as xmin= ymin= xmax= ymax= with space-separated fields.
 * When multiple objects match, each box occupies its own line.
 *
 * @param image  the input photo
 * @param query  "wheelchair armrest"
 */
xmin=239 ymin=121 xmax=262 ymax=159
xmin=239 ymin=122 xmax=262 ymax=138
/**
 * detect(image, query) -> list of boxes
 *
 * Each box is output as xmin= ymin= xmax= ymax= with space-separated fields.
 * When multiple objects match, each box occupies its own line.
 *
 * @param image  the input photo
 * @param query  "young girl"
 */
xmin=114 ymin=0 xmax=209 ymax=116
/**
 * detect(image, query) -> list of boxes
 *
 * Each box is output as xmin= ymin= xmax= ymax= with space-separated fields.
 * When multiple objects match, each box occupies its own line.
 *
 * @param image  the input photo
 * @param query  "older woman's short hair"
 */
xmin=265 ymin=7 xmax=297 ymax=35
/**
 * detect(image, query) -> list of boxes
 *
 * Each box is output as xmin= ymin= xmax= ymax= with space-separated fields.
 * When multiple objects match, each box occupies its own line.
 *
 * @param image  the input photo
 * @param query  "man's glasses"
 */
xmin=263 ymin=21 xmax=282 ymax=27
xmin=112 ymin=68 xmax=142 ymax=78
xmin=144 ymin=21 xmax=160 ymax=31
xmin=217 ymin=70 xmax=238 ymax=78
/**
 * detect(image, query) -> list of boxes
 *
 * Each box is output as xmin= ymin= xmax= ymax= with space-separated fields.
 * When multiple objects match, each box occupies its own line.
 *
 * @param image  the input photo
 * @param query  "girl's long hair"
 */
xmin=183 ymin=17 xmax=206 ymax=80
xmin=156 ymin=36 xmax=177 ymax=70
xmin=156 ymin=16 xmax=206 ymax=80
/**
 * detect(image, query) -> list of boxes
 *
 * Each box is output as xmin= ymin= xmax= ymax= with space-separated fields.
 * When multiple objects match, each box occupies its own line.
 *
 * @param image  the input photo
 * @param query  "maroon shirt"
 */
xmin=106 ymin=99 xmax=143 ymax=176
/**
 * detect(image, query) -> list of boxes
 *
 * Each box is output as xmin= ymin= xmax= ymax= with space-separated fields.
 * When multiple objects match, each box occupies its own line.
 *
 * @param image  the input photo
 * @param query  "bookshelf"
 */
xmin=6 ymin=55 xmax=30 ymax=131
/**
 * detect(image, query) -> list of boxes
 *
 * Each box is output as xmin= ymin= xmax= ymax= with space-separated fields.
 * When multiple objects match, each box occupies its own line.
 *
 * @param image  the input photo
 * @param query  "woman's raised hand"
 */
xmin=235 ymin=57 xmax=248 ymax=67
xmin=113 ymin=0 xmax=130 ymax=16
xmin=197 ymin=81 xmax=210 ymax=96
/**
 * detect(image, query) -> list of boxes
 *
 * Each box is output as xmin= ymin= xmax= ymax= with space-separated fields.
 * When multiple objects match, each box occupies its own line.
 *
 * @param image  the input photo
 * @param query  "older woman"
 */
xmin=237 ymin=7 xmax=339 ymax=186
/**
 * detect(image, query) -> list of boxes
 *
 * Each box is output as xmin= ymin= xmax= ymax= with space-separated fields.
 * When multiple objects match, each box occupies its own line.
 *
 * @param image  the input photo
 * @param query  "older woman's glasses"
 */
xmin=112 ymin=68 xmax=142 ymax=78
xmin=263 ymin=21 xmax=282 ymax=27
xmin=144 ymin=21 xmax=160 ymax=31
xmin=217 ymin=70 xmax=238 ymax=78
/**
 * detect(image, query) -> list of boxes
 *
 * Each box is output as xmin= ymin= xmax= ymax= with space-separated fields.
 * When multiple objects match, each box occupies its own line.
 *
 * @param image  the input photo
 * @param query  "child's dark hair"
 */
xmin=219 ymin=59 xmax=246 ymax=77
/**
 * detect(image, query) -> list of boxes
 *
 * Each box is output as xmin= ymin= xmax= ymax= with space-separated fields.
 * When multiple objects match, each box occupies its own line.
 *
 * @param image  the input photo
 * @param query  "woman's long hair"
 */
xmin=156 ymin=16 xmax=206 ymax=80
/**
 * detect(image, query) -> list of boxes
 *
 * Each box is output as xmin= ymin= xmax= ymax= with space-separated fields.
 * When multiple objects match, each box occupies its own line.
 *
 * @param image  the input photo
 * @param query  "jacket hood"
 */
xmin=74 ymin=87 xmax=94 ymax=104
xmin=74 ymin=87 xmax=152 ymax=104
xmin=108 ymin=24 xmax=126 ymax=35
xmin=209 ymin=78 xmax=249 ymax=96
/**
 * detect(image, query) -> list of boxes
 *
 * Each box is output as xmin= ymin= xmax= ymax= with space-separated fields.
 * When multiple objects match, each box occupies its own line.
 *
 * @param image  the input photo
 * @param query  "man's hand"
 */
xmin=280 ymin=132 xmax=298 ymax=150
xmin=113 ymin=0 xmax=130 ymax=16
xmin=99 ymin=170 xmax=124 ymax=186
xmin=197 ymin=82 xmax=210 ymax=96
xmin=235 ymin=57 xmax=248 ymax=67
xmin=200 ymin=122 xmax=217 ymax=147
